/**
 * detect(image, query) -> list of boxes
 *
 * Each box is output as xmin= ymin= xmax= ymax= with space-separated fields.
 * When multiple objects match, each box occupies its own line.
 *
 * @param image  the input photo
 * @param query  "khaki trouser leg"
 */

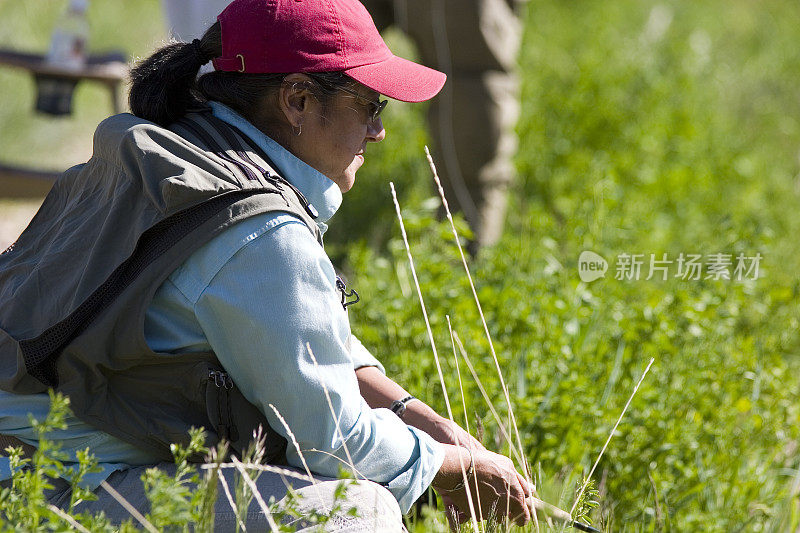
xmin=48 ymin=464 xmax=405 ymax=532
xmin=362 ymin=0 xmax=522 ymax=247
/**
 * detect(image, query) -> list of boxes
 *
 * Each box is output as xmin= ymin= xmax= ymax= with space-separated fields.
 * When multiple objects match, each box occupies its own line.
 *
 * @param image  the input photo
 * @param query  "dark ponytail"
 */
xmin=129 ymin=22 xmax=355 ymax=131
xmin=128 ymin=25 xmax=219 ymax=126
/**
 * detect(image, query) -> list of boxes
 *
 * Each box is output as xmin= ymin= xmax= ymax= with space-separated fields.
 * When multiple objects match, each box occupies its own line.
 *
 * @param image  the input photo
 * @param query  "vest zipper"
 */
xmin=209 ymin=369 xmax=235 ymax=442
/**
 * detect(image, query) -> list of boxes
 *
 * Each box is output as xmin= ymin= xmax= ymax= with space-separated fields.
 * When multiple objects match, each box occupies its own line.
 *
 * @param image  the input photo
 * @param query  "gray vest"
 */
xmin=0 ymin=109 xmax=323 ymax=462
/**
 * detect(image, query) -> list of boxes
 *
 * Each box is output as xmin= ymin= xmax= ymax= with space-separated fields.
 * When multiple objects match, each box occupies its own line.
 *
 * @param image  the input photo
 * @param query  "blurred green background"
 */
xmin=1 ymin=1 xmax=800 ymax=531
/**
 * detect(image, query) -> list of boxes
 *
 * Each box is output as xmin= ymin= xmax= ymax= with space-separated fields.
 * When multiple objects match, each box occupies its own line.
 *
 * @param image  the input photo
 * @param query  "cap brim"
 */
xmin=344 ymin=55 xmax=446 ymax=103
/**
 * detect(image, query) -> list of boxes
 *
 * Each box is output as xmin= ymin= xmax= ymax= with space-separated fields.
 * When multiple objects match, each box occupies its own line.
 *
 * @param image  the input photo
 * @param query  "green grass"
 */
xmin=2 ymin=0 xmax=800 ymax=531
xmin=347 ymin=1 xmax=800 ymax=531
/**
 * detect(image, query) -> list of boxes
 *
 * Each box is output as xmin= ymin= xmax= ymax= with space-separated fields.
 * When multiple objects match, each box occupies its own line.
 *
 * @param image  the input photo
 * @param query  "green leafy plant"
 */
xmin=140 ymin=427 xmax=215 ymax=531
xmin=0 ymin=391 xmax=116 ymax=532
xmin=572 ymin=478 xmax=599 ymax=527
xmin=0 ymin=396 xmax=359 ymax=532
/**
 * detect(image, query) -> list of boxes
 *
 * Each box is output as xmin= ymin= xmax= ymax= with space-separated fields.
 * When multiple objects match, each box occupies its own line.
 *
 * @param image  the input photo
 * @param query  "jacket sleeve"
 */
xmin=190 ymin=217 xmax=443 ymax=512
xmin=349 ymin=335 xmax=386 ymax=373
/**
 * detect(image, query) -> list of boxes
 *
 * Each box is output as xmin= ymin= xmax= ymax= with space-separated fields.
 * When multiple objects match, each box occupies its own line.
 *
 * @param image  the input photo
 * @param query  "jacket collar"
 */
xmin=209 ymin=101 xmax=342 ymax=234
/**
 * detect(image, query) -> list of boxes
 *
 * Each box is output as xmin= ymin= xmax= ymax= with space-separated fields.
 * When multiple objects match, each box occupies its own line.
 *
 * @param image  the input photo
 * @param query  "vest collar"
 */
xmin=209 ymin=101 xmax=343 ymax=234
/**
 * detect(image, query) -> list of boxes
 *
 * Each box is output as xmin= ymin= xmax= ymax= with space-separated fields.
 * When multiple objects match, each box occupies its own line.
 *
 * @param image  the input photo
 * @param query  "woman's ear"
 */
xmin=278 ymin=73 xmax=315 ymax=130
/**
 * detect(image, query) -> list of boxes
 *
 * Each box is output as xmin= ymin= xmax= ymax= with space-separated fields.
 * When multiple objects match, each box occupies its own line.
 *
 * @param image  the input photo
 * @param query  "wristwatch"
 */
xmin=389 ymin=395 xmax=416 ymax=419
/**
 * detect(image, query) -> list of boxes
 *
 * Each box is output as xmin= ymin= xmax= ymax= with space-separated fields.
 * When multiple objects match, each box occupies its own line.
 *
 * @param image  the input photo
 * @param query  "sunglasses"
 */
xmin=338 ymin=86 xmax=388 ymax=123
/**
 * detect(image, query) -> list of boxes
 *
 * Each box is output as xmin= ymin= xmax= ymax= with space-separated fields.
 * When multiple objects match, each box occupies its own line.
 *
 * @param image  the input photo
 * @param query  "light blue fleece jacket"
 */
xmin=0 ymin=102 xmax=444 ymax=512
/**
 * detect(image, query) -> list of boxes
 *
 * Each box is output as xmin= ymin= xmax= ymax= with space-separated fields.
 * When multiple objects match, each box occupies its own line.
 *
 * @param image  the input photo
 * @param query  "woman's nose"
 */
xmin=366 ymin=117 xmax=386 ymax=142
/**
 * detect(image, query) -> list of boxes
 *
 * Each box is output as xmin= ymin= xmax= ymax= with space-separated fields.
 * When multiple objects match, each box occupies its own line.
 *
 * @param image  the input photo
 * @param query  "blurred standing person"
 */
xmin=161 ymin=0 xmax=229 ymax=42
xmin=362 ymin=0 xmax=523 ymax=249
xmin=162 ymin=0 xmax=524 ymax=249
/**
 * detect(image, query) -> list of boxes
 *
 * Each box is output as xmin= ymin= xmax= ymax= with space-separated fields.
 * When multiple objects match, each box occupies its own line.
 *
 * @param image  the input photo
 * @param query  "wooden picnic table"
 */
xmin=0 ymin=49 xmax=128 ymax=113
xmin=0 ymin=48 xmax=128 ymax=197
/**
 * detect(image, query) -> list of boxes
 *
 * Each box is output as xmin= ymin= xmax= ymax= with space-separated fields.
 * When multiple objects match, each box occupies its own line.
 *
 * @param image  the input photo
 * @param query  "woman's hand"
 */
xmin=354 ymin=367 xmax=528 ymax=526
xmin=432 ymin=445 xmax=531 ymax=528
xmin=424 ymin=419 xmax=485 ymax=526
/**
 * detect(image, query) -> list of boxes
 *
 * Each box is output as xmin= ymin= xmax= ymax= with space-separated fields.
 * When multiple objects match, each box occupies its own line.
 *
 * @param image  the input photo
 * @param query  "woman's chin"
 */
xmin=339 ymin=177 xmax=356 ymax=193
xmin=336 ymin=159 xmax=363 ymax=192
xmin=330 ymin=172 xmax=356 ymax=193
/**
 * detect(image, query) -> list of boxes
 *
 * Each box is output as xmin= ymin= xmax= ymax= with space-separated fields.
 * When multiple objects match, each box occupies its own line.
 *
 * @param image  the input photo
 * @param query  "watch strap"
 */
xmin=389 ymin=395 xmax=416 ymax=418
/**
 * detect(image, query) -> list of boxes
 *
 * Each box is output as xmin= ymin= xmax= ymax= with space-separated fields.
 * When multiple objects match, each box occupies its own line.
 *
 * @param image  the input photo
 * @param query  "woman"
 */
xmin=0 ymin=0 xmax=532 ymax=529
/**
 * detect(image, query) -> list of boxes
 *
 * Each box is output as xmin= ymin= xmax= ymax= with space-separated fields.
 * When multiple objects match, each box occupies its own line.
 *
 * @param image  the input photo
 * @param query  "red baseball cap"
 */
xmin=211 ymin=0 xmax=446 ymax=102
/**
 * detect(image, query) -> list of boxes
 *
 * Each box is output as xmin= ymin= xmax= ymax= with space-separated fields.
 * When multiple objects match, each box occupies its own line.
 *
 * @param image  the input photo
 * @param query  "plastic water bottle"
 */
xmin=36 ymin=0 xmax=90 ymax=115
xmin=47 ymin=0 xmax=89 ymax=69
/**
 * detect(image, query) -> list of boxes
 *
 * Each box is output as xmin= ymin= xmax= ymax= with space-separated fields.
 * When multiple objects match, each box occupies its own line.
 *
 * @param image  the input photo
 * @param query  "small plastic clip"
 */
xmin=335 ymin=276 xmax=360 ymax=310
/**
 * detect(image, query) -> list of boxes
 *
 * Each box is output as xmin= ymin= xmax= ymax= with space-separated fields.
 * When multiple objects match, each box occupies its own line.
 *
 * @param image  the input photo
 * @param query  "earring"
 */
xmin=294 ymin=123 xmax=302 ymax=136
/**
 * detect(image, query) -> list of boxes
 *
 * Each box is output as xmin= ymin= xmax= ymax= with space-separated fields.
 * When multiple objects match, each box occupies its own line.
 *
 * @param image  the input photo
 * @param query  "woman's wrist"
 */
xmin=440 ymin=446 xmax=474 ymax=493
xmin=432 ymin=444 xmax=475 ymax=491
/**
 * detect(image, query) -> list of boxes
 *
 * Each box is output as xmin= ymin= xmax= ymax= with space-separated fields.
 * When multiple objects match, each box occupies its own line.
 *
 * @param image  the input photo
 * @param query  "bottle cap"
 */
xmin=69 ymin=0 xmax=89 ymax=13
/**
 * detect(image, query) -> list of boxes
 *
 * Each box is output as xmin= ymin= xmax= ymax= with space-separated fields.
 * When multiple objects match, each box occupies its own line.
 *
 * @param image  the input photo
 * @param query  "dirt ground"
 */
xmin=0 ymin=198 xmax=44 ymax=250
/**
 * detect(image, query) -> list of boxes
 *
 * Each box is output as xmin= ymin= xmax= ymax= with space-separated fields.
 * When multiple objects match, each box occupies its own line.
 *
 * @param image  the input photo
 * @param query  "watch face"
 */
xmin=390 ymin=399 xmax=406 ymax=417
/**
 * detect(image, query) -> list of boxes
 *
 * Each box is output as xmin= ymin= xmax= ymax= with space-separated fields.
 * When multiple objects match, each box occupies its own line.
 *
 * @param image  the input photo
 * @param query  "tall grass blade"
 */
xmin=452 ymin=330 xmax=540 ymax=530
xmin=268 ymin=404 xmax=318 ymax=487
xmin=200 ymin=463 xmax=313 ymax=482
xmin=216 ymin=468 xmax=248 ymax=532
xmin=567 ymin=357 xmax=656 ymax=521
xmin=47 ymin=504 xmax=92 ymax=533
xmin=448 ymin=315 xmax=484 ymax=523
xmin=231 ymin=456 xmax=280 ymax=531
xmin=303 ymin=448 xmax=368 ymax=480
xmin=267 ymin=404 xmax=330 ymax=515
xmin=452 ymin=331 xmax=527 ymax=478
xmin=424 ymin=146 xmax=529 ymax=483
xmin=390 ymin=183 xmax=480 ymax=532
xmin=99 ymin=479 xmax=159 ymax=533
